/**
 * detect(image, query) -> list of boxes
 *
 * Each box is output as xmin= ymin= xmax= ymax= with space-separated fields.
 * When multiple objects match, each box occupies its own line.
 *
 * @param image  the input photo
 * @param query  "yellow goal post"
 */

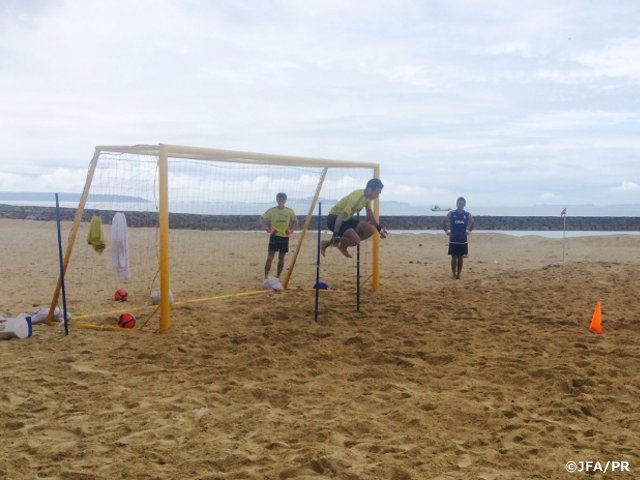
xmin=48 ymin=144 xmax=380 ymax=331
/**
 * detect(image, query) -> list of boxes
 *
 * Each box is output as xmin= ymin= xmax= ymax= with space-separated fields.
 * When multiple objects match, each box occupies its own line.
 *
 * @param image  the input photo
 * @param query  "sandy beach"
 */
xmin=1 ymin=218 xmax=639 ymax=479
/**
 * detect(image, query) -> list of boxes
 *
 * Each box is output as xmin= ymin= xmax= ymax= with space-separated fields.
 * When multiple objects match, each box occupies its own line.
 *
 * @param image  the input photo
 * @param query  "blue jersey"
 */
xmin=448 ymin=210 xmax=471 ymax=244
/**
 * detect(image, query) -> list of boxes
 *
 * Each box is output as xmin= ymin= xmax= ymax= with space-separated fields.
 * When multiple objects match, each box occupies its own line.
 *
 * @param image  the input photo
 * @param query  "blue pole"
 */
xmin=314 ymin=202 xmax=321 ymax=322
xmin=55 ymin=194 xmax=69 ymax=336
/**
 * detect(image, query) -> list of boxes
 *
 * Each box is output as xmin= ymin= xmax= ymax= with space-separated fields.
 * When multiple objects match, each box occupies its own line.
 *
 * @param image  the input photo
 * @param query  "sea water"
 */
xmin=391 ymin=230 xmax=640 ymax=238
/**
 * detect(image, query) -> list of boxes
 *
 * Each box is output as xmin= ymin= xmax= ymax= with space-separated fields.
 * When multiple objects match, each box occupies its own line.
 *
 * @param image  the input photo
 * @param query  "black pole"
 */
xmin=314 ymin=202 xmax=321 ymax=322
xmin=55 ymin=194 xmax=69 ymax=335
xmin=356 ymin=211 xmax=360 ymax=312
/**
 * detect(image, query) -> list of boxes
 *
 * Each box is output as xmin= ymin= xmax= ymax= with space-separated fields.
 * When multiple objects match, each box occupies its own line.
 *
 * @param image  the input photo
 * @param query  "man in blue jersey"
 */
xmin=443 ymin=196 xmax=475 ymax=279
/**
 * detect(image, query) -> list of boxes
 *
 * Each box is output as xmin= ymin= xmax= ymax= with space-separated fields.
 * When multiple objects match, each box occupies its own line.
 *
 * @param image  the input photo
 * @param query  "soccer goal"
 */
xmin=49 ymin=144 xmax=380 ymax=331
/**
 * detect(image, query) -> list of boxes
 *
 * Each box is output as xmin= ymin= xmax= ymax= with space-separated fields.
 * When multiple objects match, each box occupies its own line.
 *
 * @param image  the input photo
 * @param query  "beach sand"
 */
xmin=1 ymin=218 xmax=639 ymax=479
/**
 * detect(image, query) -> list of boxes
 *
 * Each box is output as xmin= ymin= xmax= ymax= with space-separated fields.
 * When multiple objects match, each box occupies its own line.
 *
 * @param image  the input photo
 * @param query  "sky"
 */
xmin=0 ymin=0 xmax=639 ymax=208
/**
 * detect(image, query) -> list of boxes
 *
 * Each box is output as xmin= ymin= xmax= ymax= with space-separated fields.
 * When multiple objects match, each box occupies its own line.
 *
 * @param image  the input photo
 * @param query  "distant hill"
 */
xmin=0 ymin=192 xmax=146 ymax=202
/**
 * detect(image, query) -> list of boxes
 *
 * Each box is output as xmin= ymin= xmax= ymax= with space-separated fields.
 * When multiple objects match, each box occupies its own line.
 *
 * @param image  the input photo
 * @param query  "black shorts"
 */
xmin=268 ymin=235 xmax=290 ymax=253
xmin=326 ymin=214 xmax=360 ymax=235
xmin=448 ymin=243 xmax=468 ymax=256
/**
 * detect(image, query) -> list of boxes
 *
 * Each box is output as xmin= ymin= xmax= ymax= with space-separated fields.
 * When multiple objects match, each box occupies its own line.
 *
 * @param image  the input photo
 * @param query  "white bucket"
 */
xmin=150 ymin=288 xmax=175 ymax=305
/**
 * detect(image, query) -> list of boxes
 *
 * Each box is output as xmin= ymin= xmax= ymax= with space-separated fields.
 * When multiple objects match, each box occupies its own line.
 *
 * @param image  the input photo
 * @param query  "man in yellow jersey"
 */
xmin=321 ymin=178 xmax=386 ymax=258
xmin=258 ymin=193 xmax=298 ymax=278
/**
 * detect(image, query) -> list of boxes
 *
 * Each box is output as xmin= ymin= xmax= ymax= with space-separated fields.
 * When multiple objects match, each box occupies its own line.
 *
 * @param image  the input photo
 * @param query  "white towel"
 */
xmin=31 ymin=307 xmax=71 ymax=324
xmin=111 ymin=212 xmax=131 ymax=281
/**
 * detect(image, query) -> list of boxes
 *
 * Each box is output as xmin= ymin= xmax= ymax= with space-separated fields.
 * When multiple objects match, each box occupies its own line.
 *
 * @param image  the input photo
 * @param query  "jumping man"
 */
xmin=321 ymin=178 xmax=386 ymax=258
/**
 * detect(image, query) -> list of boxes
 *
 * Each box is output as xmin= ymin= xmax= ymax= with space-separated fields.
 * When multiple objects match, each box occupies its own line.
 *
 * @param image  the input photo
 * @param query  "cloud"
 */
xmin=0 ymin=168 xmax=87 ymax=193
xmin=0 ymin=0 xmax=639 ymax=208
xmin=611 ymin=181 xmax=640 ymax=193
xmin=538 ymin=38 xmax=640 ymax=84
xmin=577 ymin=38 xmax=640 ymax=80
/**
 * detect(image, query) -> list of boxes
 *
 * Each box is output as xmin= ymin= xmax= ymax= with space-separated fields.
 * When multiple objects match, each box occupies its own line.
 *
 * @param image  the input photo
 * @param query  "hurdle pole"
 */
xmin=55 ymin=194 xmax=70 ymax=336
xmin=562 ymin=212 xmax=567 ymax=263
xmin=314 ymin=203 xmax=321 ymax=322
xmin=356 ymin=212 xmax=360 ymax=312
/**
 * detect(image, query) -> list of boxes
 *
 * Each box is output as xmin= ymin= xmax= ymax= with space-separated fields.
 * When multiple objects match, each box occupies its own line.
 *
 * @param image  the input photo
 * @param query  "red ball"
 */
xmin=114 ymin=289 xmax=128 ymax=301
xmin=118 ymin=312 xmax=136 ymax=329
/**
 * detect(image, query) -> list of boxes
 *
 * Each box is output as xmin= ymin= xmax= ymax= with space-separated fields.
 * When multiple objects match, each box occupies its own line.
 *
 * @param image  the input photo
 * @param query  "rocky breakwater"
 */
xmin=1 ymin=204 xmax=639 ymax=231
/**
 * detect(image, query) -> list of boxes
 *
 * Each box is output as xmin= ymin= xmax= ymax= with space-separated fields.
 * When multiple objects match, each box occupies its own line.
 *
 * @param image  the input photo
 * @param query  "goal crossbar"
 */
xmin=95 ymin=144 xmax=379 ymax=169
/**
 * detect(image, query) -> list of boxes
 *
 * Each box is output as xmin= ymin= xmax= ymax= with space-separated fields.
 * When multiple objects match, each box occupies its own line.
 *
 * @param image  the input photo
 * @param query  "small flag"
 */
xmin=560 ymin=208 xmax=566 ymax=217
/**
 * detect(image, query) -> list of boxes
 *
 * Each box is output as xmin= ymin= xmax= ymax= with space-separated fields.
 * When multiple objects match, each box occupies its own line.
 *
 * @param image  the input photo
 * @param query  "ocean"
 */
xmin=391 ymin=230 xmax=640 ymax=238
xmin=384 ymin=204 xmax=639 ymax=217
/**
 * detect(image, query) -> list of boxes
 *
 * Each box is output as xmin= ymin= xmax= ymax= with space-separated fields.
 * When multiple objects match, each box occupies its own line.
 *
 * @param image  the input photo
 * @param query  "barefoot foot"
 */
xmin=338 ymin=244 xmax=352 ymax=258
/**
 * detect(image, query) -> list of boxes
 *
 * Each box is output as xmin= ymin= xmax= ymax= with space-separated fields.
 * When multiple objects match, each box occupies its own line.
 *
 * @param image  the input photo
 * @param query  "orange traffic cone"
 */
xmin=589 ymin=301 xmax=602 ymax=334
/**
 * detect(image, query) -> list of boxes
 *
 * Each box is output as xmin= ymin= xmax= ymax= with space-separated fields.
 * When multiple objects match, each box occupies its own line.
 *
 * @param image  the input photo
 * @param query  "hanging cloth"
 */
xmin=87 ymin=215 xmax=106 ymax=253
xmin=111 ymin=212 xmax=131 ymax=281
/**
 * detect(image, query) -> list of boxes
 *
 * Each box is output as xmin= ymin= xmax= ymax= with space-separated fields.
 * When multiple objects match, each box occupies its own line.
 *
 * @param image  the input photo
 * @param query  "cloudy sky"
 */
xmin=1 ymin=0 xmax=639 ymax=207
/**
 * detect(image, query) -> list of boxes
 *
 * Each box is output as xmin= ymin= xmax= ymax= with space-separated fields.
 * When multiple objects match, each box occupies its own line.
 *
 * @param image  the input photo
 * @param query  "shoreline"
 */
xmin=1 ymin=203 xmax=638 ymax=231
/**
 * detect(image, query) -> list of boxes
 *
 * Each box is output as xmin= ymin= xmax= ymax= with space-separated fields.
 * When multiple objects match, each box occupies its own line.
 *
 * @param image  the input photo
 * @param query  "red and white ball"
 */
xmin=118 ymin=312 xmax=136 ymax=329
xmin=114 ymin=289 xmax=128 ymax=301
